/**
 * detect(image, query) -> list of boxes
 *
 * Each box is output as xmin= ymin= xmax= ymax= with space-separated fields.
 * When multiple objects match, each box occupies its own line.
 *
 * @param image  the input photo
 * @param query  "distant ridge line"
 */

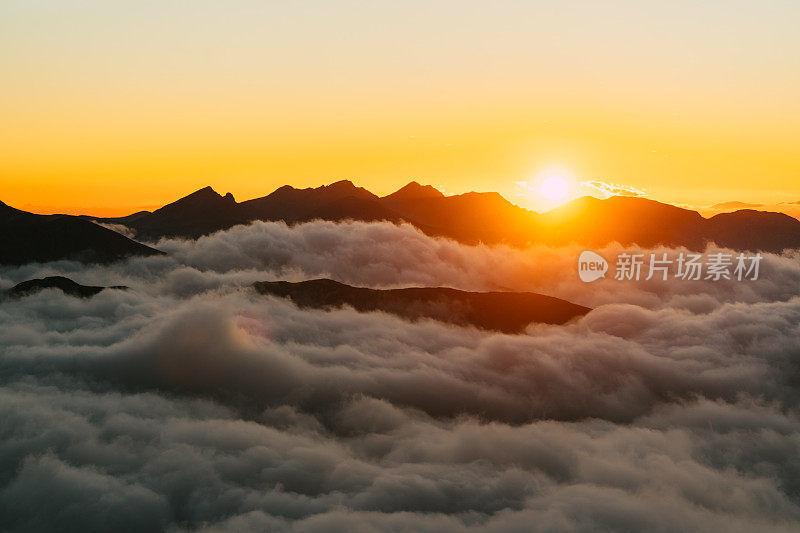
xmin=82 ymin=180 xmax=800 ymax=253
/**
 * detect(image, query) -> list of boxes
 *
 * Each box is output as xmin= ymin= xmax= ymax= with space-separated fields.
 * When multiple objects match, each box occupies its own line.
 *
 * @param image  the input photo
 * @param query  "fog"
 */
xmin=1 ymin=220 xmax=799 ymax=531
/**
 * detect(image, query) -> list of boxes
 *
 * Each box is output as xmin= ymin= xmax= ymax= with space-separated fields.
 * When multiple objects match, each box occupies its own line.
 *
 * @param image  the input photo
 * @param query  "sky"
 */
xmin=1 ymin=0 xmax=799 ymax=216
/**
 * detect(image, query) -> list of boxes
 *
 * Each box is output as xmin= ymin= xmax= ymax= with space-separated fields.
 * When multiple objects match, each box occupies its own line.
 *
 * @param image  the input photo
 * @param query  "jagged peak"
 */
xmin=179 ymin=186 xmax=222 ymax=200
xmin=153 ymin=186 xmax=236 ymax=213
xmin=182 ymin=186 xmax=235 ymax=202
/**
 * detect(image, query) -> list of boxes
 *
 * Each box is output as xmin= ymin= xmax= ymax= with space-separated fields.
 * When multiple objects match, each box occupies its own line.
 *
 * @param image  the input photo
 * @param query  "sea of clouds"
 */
xmin=1 ymin=220 xmax=800 ymax=532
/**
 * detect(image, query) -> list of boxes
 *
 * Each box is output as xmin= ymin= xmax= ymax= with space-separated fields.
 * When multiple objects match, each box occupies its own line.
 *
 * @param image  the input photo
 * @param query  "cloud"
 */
xmin=1 ymin=219 xmax=800 ymax=531
xmin=8 ymin=219 xmax=800 ymax=311
xmin=580 ymin=180 xmax=647 ymax=198
xmin=94 ymin=222 xmax=138 ymax=240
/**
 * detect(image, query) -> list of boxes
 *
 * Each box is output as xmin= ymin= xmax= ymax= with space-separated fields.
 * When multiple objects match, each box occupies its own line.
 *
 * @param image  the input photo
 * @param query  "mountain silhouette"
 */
xmin=539 ymin=196 xmax=708 ymax=249
xmin=254 ymin=279 xmax=590 ymax=333
xmin=84 ymin=182 xmax=800 ymax=253
xmin=0 ymin=201 xmax=163 ymax=265
xmin=383 ymin=181 xmax=445 ymax=201
xmin=122 ymin=186 xmax=247 ymax=240
xmin=705 ymin=210 xmax=800 ymax=253
xmin=383 ymin=189 xmax=535 ymax=244
xmin=238 ymin=180 xmax=395 ymax=223
xmin=6 ymin=276 xmax=128 ymax=299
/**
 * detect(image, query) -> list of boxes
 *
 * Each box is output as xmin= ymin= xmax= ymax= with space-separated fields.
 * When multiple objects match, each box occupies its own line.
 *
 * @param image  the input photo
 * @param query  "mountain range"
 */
xmin=3 ymin=180 xmax=800 ymax=265
xmin=92 ymin=180 xmax=800 ymax=252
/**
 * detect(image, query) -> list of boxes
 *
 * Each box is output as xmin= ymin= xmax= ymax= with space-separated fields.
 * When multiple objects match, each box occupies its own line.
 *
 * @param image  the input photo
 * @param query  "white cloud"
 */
xmin=581 ymin=180 xmax=647 ymax=198
xmin=1 ymin=220 xmax=800 ymax=531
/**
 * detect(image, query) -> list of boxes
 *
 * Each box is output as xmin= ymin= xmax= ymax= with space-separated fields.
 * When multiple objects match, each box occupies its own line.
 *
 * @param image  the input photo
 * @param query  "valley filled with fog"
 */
xmin=2 ymin=220 xmax=800 ymax=532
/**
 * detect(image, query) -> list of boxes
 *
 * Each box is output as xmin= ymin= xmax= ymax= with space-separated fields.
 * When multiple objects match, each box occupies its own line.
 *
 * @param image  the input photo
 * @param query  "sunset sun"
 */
xmin=540 ymin=176 xmax=569 ymax=202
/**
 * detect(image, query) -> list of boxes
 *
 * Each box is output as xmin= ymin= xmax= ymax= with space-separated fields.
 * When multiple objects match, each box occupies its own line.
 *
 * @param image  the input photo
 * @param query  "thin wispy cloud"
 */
xmin=580 ymin=180 xmax=647 ymax=198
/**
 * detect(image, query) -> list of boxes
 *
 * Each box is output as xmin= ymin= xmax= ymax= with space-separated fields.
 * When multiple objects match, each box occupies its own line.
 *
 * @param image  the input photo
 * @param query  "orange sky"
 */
xmin=1 ymin=1 xmax=799 ymax=217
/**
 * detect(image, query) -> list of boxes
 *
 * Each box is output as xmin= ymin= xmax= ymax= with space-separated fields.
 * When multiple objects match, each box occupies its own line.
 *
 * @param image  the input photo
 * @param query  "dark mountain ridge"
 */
xmin=254 ymin=279 xmax=590 ymax=333
xmin=0 ymin=201 xmax=163 ymax=265
xmin=5 ymin=276 xmax=128 ymax=298
xmin=80 ymin=181 xmax=800 ymax=253
xmin=126 ymin=186 xmax=246 ymax=240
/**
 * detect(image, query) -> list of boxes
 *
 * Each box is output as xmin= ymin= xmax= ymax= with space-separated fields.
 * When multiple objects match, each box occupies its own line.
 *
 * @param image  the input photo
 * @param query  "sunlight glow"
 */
xmin=540 ymin=176 xmax=569 ymax=202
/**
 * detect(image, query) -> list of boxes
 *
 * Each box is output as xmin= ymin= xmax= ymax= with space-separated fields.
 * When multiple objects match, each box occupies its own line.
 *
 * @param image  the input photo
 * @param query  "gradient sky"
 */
xmin=1 ymin=1 xmax=799 ymax=216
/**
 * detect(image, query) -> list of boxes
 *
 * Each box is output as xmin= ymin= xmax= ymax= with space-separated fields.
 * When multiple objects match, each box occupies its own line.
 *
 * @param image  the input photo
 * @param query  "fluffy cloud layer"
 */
xmin=4 ymin=219 xmax=799 ymax=308
xmin=1 ymin=220 xmax=800 ymax=531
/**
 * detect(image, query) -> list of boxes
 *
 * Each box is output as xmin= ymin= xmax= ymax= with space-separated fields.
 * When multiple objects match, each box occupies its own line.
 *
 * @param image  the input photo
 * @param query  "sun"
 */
xmin=540 ymin=176 xmax=569 ymax=202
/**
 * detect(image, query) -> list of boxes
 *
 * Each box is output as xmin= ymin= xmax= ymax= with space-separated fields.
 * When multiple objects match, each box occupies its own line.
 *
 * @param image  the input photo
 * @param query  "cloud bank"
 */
xmin=1 ymin=219 xmax=800 ymax=531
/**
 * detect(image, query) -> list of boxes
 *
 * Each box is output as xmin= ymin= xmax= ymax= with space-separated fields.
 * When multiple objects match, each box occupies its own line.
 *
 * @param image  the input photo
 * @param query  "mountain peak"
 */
xmin=550 ymin=195 xmax=701 ymax=218
xmin=188 ymin=186 xmax=221 ymax=199
xmin=329 ymin=179 xmax=355 ymax=186
xmin=158 ymin=186 xmax=238 ymax=210
xmin=384 ymin=182 xmax=444 ymax=201
xmin=180 ymin=186 xmax=237 ymax=202
xmin=325 ymin=179 xmax=359 ymax=192
xmin=321 ymin=180 xmax=377 ymax=200
xmin=458 ymin=190 xmax=513 ymax=205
